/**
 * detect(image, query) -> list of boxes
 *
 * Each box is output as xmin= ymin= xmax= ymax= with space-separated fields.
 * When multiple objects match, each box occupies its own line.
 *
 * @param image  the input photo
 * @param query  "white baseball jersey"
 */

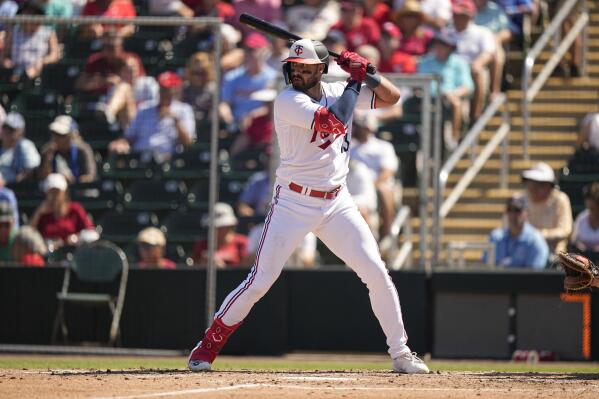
xmin=274 ymin=81 xmax=377 ymax=190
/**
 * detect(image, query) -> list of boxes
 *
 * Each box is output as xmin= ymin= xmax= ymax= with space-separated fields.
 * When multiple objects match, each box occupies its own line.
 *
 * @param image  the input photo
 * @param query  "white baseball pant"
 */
xmin=215 ymin=180 xmax=410 ymax=359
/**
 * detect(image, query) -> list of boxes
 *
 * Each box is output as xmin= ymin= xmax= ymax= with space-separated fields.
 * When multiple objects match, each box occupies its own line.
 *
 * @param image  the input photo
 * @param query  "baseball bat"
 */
xmin=238 ymin=13 xmax=376 ymax=75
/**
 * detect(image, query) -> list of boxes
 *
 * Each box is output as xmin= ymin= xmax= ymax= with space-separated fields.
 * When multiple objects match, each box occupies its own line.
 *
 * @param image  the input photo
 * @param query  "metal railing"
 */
xmin=522 ymin=0 xmax=589 ymax=160
xmin=379 ymin=205 xmax=413 ymax=270
xmin=432 ymin=93 xmax=510 ymax=266
xmin=446 ymin=241 xmax=496 ymax=268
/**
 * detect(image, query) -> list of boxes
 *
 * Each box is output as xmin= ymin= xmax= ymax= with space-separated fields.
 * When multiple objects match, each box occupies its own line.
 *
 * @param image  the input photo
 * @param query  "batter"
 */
xmin=188 ymin=39 xmax=429 ymax=374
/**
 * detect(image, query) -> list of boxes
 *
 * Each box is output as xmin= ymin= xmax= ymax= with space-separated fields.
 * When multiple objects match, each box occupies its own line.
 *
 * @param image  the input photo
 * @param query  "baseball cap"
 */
xmin=0 ymin=201 xmax=14 ymax=223
xmin=137 ymin=227 xmax=166 ymax=246
xmin=521 ymin=162 xmax=555 ymax=184
xmin=452 ymin=0 xmax=476 ymax=16
xmin=353 ymin=110 xmax=378 ymax=132
xmin=49 ymin=115 xmax=78 ymax=136
xmin=42 ymin=173 xmax=68 ymax=192
xmin=157 ymin=71 xmax=183 ymax=88
xmin=432 ymin=30 xmax=458 ymax=48
xmin=4 ymin=112 xmax=25 ymax=130
xmin=243 ymin=32 xmax=270 ymax=49
xmin=506 ymin=194 xmax=528 ymax=211
xmin=282 ymin=38 xmax=329 ymax=65
xmin=250 ymin=89 xmax=278 ymax=102
xmin=202 ymin=202 xmax=238 ymax=228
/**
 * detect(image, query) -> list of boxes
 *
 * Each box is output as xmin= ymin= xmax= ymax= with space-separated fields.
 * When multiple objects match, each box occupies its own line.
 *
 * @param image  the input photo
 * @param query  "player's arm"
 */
xmin=368 ymin=74 xmax=401 ymax=109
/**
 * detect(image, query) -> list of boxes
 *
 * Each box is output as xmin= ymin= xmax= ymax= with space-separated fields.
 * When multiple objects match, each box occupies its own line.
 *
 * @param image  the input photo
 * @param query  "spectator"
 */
xmin=81 ymin=0 xmax=136 ymax=39
xmin=484 ymin=194 xmax=549 ymax=269
xmin=109 ymin=71 xmax=196 ymax=158
xmin=393 ymin=0 xmax=452 ymax=29
xmin=285 ymin=0 xmax=341 ymax=41
xmin=322 ymin=30 xmax=350 ymax=79
xmin=237 ymin=158 xmax=271 ymax=218
xmin=378 ymin=21 xmax=417 ymax=74
xmin=474 ymin=0 xmax=511 ymax=98
xmin=0 ymin=0 xmax=18 ymax=48
xmin=418 ymin=30 xmax=474 ymax=147
xmin=230 ymin=88 xmax=275 ymax=158
xmin=231 ymin=0 xmax=283 ymax=37
xmin=495 ymin=0 xmax=537 ymax=38
xmin=347 ymin=159 xmax=379 ymax=236
xmin=188 ymin=0 xmax=236 ymax=21
xmin=0 ymin=112 xmax=41 ymax=183
xmin=11 ymin=225 xmax=46 ymax=267
xmin=75 ymin=30 xmax=144 ymax=127
xmin=448 ymin=0 xmax=496 ymax=121
xmin=38 ymin=115 xmax=97 ymax=183
xmin=0 ymin=172 xmax=18 ymax=228
xmin=182 ymin=52 xmax=217 ymax=138
xmin=120 ymin=55 xmax=155 ymax=109
xmin=219 ymin=32 xmax=277 ymax=131
xmin=148 ymin=0 xmax=194 ymax=17
xmin=350 ymin=111 xmax=399 ymax=237
xmin=38 ymin=0 xmax=73 ymax=18
xmin=331 ymin=0 xmax=380 ymax=52
xmin=136 ymin=227 xmax=176 ymax=269
xmin=364 ymin=0 xmax=392 ymax=25
xmin=0 ymin=200 xmax=15 ymax=262
xmin=571 ymin=182 xmax=599 ymax=252
xmin=0 ymin=2 xmax=60 ymax=82
xmin=29 ymin=173 xmax=95 ymax=249
xmin=392 ymin=0 xmax=433 ymax=56
xmin=547 ymin=0 xmax=580 ymax=76
xmin=577 ymin=113 xmax=599 ymax=151
xmin=522 ymin=162 xmax=573 ymax=254
xmin=192 ymin=202 xmax=249 ymax=268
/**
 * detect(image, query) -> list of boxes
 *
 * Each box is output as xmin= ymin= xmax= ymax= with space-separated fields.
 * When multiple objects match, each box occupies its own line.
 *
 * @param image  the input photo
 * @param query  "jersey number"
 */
xmin=310 ymin=130 xmax=350 ymax=151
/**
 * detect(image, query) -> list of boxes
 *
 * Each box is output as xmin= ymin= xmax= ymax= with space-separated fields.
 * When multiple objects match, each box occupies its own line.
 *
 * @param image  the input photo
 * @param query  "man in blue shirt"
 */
xmin=109 ymin=71 xmax=196 ymax=158
xmin=484 ymin=194 xmax=549 ymax=269
xmin=220 ymin=32 xmax=277 ymax=133
xmin=418 ymin=30 xmax=474 ymax=148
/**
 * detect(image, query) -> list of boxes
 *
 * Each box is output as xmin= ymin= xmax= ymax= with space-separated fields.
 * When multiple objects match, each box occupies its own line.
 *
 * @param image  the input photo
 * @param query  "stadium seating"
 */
xmin=123 ymin=179 xmax=187 ymax=211
xmin=97 ymin=210 xmax=160 ymax=243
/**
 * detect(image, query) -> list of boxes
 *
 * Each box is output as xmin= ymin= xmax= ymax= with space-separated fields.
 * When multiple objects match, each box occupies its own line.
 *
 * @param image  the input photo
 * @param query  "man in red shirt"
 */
xmin=192 ymin=203 xmax=249 ymax=267
xmin=81 ymin=0 xmax=136 ymax=38
xmin=331 ymin=0 xmax=381 ymax=52
xmin=377 ymin=21 xmax=416 ymax=73
xmin=75 ymin=31 xmax=144 ymax=125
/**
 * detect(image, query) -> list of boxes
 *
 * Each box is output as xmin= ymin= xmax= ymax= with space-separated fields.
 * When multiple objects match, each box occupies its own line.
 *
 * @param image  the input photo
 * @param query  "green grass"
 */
xmin=1 ymin=355 xmax=599 ymax=373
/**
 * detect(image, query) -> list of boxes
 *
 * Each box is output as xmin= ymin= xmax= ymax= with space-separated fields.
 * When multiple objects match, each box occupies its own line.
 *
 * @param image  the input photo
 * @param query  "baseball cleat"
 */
xmin=188 ymin=341 xmax=212 ymax=372
xmin=392 ymin=352 xmax=430 ymax=374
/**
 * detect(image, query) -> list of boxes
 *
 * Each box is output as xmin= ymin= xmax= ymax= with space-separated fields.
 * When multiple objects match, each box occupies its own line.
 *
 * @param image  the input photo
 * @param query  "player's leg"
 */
xmin=189 ymin=185 xmax=316 ymax=371
xmin=315 ymin=191 xmax=428 ymax=373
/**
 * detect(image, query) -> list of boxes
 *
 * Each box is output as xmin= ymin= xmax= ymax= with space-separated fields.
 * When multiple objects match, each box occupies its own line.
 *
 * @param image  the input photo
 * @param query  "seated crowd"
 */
xmin=0 ymin=0 xmax=587 ymax=269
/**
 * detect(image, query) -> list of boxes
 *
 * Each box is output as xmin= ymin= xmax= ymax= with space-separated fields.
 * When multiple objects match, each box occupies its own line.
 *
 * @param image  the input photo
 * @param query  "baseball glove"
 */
xmin=557 ymin=252 xmax=599 ymax=291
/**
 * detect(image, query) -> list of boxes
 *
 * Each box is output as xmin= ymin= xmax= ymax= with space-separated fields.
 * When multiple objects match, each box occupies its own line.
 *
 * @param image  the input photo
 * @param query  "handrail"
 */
xmin=432 ymin=93 xmax=509 ymax=266
xmin=380 ymin=205 xmax=413 ymax=270
xmin=522 ymin=0 xmax=589 ymax=160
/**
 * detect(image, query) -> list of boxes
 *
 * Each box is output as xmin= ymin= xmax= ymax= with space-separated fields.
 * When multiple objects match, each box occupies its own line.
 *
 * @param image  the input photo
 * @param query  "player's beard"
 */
xmin=291 ymin=74 xmax=320 ymax=91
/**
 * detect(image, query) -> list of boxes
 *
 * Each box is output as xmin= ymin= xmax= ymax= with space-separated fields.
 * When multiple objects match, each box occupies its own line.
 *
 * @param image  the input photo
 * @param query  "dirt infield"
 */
xmin=2 ymin=367 xmax=599 ymax=399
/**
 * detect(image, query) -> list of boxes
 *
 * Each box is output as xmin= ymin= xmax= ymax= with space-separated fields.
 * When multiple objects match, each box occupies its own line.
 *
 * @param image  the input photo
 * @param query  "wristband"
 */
xmin=365 ymin=73 xmax=381 ymax=89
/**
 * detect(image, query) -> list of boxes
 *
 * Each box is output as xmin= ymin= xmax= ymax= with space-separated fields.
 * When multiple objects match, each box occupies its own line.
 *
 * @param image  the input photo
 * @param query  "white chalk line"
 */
xmin=279 ymin=376 xmax=357 ymax=381
xmin=89 ymin=382 xmax=597 ymax=399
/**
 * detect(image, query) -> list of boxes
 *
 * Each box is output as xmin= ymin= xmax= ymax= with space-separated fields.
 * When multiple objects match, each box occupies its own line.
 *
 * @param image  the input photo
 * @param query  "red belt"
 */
xmin=288 ymin=182 xmax=341 ymax=200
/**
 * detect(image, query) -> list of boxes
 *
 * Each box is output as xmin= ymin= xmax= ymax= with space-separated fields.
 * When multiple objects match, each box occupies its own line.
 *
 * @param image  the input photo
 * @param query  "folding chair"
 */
xmin=51 ymin=241 xmax=129 ymax=346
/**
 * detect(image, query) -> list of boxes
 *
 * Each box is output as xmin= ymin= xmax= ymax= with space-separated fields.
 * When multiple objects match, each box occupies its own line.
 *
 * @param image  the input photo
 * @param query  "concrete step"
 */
xmin=507 ymin=90 xmax=599 ymax=101
xmin=506 ymin=102 xmax=599 ymax=114
xmin=487 ymin=116 xmax=579 ymax=127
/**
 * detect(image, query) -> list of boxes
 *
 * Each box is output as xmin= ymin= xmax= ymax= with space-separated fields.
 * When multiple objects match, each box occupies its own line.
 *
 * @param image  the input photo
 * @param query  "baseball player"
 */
xmin=188 ymin=38 xmax=429 ymax=374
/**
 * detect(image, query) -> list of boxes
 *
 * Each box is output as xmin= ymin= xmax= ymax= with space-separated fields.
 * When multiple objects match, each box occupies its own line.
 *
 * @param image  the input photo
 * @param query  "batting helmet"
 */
xmin=282 ymin=39 xmax=329 ymax=84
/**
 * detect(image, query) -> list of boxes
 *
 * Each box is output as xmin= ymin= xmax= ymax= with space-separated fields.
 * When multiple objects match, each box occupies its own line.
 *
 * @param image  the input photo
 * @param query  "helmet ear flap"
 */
xmin=282 ymin=63 xmax=292 ymax=85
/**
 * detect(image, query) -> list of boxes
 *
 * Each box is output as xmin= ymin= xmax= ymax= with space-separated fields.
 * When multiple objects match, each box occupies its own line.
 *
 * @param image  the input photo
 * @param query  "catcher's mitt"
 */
xmin=557 ymin=252 xmax=599 ymax=291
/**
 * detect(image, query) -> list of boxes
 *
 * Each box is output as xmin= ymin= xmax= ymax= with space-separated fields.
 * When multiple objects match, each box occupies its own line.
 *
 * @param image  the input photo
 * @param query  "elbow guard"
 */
xmin=314 ymin=106 xmax=346 ymax=135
